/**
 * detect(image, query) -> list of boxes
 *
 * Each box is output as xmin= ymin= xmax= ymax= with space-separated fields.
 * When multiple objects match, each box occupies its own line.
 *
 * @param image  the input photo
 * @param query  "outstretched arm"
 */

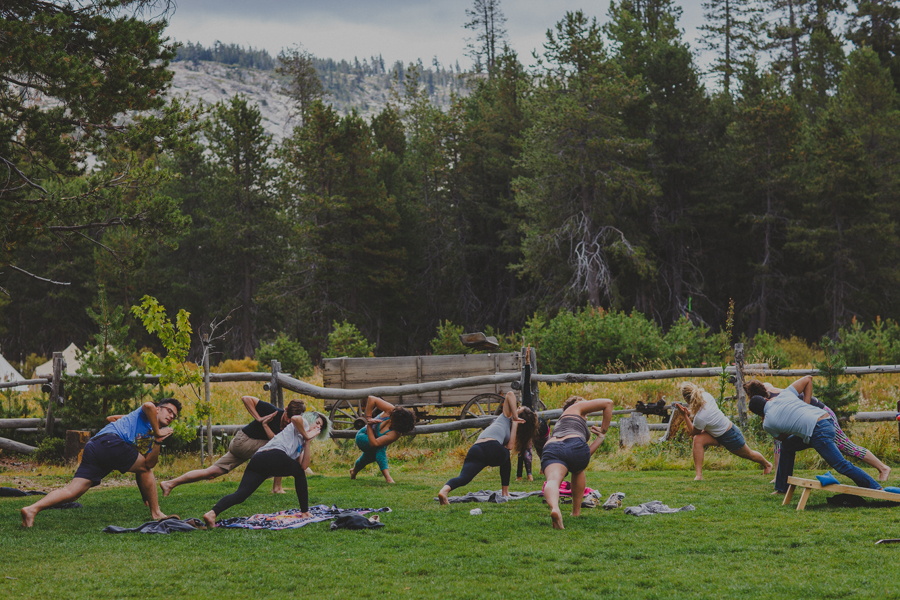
xmin=570 ymin=399 xmax=613 ymax=431
xmin=366 ymin=395 xmax=396 ymax=418
xmin=291 ymin=415 xmax=319 ymax=441
xmin=241 ymin=395 xmax=264 ymax=420
xmin=141 ymin=402 xmax=171 ymax=440
xmin=106 ymin=415 xmax=124 ymax=423
xmin=502 ymin=391 xmax=524 ymax=451
xmin=790 ymin=376 xmax=814 ymax=403
xmin=675 ymin=404 xmax=702 ymax=436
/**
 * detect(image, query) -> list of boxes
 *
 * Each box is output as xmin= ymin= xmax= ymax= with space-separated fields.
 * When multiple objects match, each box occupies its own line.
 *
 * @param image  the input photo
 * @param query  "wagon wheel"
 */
xmin=328 ymin=398 xmax=366 ymax=446
xmin=458 ymin=393 xmax=505 ymax=443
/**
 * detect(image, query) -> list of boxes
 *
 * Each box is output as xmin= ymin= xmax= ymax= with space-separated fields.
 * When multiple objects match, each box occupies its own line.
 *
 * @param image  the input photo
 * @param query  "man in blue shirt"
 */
xmin=748 ymin=376 xmax=882 ymax=494
xmin=21 ymin=398 xmax=181 ymax=527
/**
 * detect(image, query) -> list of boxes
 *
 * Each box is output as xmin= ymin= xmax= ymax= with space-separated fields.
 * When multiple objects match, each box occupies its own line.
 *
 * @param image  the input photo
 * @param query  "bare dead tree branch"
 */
xmin=8 ymin=264 xmax=70 ymax=286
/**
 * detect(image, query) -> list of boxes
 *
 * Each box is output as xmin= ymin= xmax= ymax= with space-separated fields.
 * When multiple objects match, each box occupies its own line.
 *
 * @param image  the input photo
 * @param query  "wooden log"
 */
xmin=851 ymin=411 xmax=899 ymax=422
xmin=734 ymin=343 xmax=747 ymax=427
xmin=278 ymin=372 xmax=520 ymax=400
xmin=46 ymin=352 xmax=64 ymax=437
xmin=64 ymin=431 xmax=91 ymax=463
xmin=618 ymin=413 xmax=651 ymax=448
xmin=0 ymin=379 xmax=49 ymax=390
xmin=269 ymin=360 xmax=281 ymax=409
xmin=203 ymin=337 xmax=212 ymax=463
xmin=532 ymin=364 xmax=770 ymax=384
xmin=0 ymin=436 xmax=36 ymax=454
xmin=0 ymin=418 xmax=61 ymax=429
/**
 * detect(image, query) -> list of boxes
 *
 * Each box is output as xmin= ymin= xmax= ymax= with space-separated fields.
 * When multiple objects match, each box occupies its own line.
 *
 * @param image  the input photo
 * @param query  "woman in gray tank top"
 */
xmin=542 ymin=396 xmax=612 ymax=529
xmin=437 ymin=391 xmax=538 ymax=505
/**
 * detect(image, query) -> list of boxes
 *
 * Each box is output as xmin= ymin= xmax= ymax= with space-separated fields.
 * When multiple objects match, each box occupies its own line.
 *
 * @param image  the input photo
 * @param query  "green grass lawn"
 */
xmin=3 ymin=463 xmax=900 ymax=599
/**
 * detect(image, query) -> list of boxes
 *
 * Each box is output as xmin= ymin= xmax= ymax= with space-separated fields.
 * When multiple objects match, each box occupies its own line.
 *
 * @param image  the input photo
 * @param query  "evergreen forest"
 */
xmin=4 ymin=0 xmax=900 ymax=371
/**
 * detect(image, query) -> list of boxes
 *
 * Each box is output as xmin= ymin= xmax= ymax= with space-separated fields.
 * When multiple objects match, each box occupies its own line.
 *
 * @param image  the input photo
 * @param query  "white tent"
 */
xmin=32 ymin=343 xmax=82 ymax=378
xmin=0 ymin=352 xmax=28 ymax=392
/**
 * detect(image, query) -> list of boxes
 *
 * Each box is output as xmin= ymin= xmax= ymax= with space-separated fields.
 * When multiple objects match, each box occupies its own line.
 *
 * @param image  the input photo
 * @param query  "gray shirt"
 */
xmin=477 ymin=413 xmax=511 ymax=446
xmin=763 ymin=386 xmax=825 ymax=443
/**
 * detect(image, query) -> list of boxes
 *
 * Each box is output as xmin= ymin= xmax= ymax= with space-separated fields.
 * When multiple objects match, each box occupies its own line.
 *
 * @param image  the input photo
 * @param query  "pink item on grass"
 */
xmin=542 ymin=480 xmax=595 ymax=497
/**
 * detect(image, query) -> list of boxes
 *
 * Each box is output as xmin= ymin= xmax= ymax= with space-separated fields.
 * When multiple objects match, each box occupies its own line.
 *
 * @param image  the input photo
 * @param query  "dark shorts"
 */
xmin=541 ymin=437 xmax=591 ymax=474
xmin=73 ymin=435 xmax=140 ymax=486
xmin=715 ymin=425 xmax=746 ymax=453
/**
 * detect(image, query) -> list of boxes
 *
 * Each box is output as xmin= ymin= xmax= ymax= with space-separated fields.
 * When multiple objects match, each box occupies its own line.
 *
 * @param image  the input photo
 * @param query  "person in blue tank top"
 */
xmin=21 ymin=398 xmax=181 ymax=528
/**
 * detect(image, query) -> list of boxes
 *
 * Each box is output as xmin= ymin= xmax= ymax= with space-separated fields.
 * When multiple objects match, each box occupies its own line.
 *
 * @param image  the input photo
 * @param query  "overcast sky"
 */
xmin=164 ymin=0 xmax=708 ymax=70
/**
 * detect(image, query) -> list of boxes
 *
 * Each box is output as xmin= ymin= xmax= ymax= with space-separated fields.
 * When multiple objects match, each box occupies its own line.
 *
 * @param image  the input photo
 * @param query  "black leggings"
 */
xmin=211 ymin=450 xmax=308 ymax=516
xmin=446 ymin=440 xmax=511 ymax=490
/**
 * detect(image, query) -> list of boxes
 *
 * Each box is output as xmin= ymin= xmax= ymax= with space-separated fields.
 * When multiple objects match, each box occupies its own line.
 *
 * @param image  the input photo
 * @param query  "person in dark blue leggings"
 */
xmin=203 ymin=409 xmax=324 ymax=528
xmin=437 ymin=391 xmax=537 ymax=504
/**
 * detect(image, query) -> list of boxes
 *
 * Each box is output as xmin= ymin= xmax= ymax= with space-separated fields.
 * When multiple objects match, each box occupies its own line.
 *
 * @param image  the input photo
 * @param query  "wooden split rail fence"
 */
xmin=2 ymin=344 xmax=900 ymax=455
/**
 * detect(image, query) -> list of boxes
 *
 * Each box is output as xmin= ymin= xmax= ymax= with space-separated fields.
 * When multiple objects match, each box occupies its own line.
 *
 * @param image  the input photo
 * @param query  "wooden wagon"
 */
xmin=323 ymin=349 xmax=541 ymax=442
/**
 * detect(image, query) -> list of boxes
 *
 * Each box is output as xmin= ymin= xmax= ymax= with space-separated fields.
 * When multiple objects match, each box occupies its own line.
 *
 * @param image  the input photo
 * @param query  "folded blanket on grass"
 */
xmin=218 ymin=504 xmax=391 ymax=530
xmin=624 ymin=501 xmax=695 ymax=517
xmin=103 ymin=518 xmax=204 ymax=534
xmin=439 ymin=490 xmax=544 ymax=504
xmin=0 ymin=487 xmax=46 ymax=497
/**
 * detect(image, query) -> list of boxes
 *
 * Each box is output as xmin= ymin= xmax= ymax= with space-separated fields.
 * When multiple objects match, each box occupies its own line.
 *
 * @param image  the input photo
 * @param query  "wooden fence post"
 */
xmin=46 ymin=352 xmax=65 ymax=437
xmin=203 ymin=334 xmax=212 ymax=461
xmin=270 ymin=360 xmax=282 ymax=409
xmin=734 ymin=343 xmax=747 ymax=426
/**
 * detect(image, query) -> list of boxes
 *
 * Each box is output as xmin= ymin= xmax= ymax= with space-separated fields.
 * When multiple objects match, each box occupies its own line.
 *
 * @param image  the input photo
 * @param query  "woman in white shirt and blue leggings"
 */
xmin=676 ymin=382 xmax=772 ymax=481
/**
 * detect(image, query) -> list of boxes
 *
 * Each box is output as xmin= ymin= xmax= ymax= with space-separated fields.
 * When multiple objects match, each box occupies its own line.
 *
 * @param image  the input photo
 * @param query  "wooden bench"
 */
xmin=782 ymin=476 xmax=900 ymax=511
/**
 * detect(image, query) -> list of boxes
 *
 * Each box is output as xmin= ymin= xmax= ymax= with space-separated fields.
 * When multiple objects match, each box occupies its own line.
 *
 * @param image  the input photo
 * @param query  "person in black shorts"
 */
xmin=161 ymin=396 xmax=304 ymax=496
xmin=542 ymin=396 xmax=612 ymax=529
xmin=21 ymin=398 xmax=181 ymax=528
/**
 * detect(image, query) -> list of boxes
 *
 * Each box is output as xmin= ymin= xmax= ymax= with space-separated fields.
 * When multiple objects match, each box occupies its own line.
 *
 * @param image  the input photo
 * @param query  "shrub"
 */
xmin=323 ymin=321 xmax=375 ymax=358
xmin=837 ymin=317 xmax=900 ymax=366
xmin=214 ymin=357 xmax=260 ymax=373
xmin=813 ymin=338 xmax=858 ymax=418
xmin=33 ymin=436 xmax=65 ymax=465
xmin=749 ymin=331 xmax=790 ymax=369
xmin=429 ymin=321 xmax=470 ymax=355
xmin=256 ymin=334 xmax=313 ymax=377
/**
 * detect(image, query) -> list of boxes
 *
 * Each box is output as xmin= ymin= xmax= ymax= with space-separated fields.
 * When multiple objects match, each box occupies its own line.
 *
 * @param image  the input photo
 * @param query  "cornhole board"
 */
xmin=782 ymin=476 xmax=900 ymax=511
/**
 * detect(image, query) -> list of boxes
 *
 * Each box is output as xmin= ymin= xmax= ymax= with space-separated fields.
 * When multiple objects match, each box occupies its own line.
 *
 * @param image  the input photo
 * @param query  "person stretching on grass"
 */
xmin=747 ymin=375 xmax=889 ymax=495
xmin=675 ymin=382 xmax=772 ymax=481
xmin=21 ymin=398 xmax=182 ymax=528
xmin=203 ymin=401 xmax=327 ymax=528
xmin=437 ymin=391 xmax=538 ymax=504
xmin=349 ymin=395 xmax=416 ymax=483
xmin=542 ymin=396 xmax=612 ymax=530
xmin=744 ymin=379 xmax=891 ymax=483
xmin=161 ymin=396 xmax=308 ymax=497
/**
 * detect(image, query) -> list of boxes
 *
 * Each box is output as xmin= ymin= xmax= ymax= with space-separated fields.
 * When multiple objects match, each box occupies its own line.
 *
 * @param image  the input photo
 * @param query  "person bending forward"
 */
xmin=542 ymin=396 xmax=612 ymax=530
xmin=437 ymin=391 xmax=537 ymax=504
xmin=21 ymin=398 xmax=181 ymax=528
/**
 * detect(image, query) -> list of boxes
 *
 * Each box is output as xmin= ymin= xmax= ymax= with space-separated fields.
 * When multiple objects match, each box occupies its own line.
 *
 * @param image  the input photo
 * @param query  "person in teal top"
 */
xmin=349 ymin=396 xmax=416 ymax=483
xmin=22 ymin=398 xmax=181 ymax=528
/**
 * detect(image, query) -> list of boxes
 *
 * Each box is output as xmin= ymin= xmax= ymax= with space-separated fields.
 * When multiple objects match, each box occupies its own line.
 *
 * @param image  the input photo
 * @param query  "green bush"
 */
xmin=748 ymin=331 xmax=790 ymax=369
xmin=429 ymin=320 xmax=470 ymax=355
xmin=256 ymin=334 xmax=314 ymax=377
xmin=814 ymin=338 xmax=858 ymax=418
xmin=323 ymin=321 xmax=375 ymax=358
xmin=837 ymin=318 xmax=900 ymax=366
xmin=33 ymin=436 xmax=65 ymax=465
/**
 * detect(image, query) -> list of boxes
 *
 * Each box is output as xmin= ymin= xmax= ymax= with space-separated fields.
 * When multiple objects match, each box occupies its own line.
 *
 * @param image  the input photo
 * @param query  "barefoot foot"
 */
xmin=438 ymin=491 xmax=449 ymax=506
xmin=272 ymin=487 xmax=286 ymax=494
xmin=763 ymin=462 xmax=773 ymax=475
xmin=384 ymin=476 xmax=396 ymax=484
xmin=203 ymin=510 xmax=217 ymax=529
xmin=349 ymin=469 xmax=357 ymax=480
xmin=879 ymin=466 xmax=892 ymax=482
xmin=160 ymin=480 xmax=174 ymax=497
xmin=550 ymin=508 xmax=564 ymax=530
xmin=693 ymin=476 xmax=703 ymax=481
xmin=21 ymin=506 xmax=36 ymax=528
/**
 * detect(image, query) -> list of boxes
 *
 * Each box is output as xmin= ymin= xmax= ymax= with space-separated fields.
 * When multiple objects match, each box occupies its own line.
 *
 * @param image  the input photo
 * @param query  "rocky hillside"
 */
xmin=168 ymin=58 xmax=468 ymax=142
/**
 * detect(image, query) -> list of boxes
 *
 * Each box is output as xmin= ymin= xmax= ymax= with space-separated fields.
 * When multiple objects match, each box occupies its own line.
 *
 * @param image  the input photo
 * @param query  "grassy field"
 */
xmin=2 ymin=372 xmax=900 ymax=598
xmin=3 ymin=444 xmax=900 ymax=599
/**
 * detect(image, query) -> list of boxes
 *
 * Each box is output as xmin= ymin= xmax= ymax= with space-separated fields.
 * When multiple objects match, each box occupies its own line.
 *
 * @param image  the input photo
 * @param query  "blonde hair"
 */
xmin=679 ymin=382 xmax=706 ymax=415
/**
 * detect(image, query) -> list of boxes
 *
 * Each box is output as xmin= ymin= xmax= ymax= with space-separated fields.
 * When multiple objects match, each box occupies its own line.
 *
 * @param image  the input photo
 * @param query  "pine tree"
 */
xmin=463 ymin=0 xmax=508 ymax=74
xmin=700 ymin=0 xmax=765 ymax=94
xmin=515 ymin=11 xmax=657 ymax=309
xmin=846 ymin=0 xmax=900 ymax=92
